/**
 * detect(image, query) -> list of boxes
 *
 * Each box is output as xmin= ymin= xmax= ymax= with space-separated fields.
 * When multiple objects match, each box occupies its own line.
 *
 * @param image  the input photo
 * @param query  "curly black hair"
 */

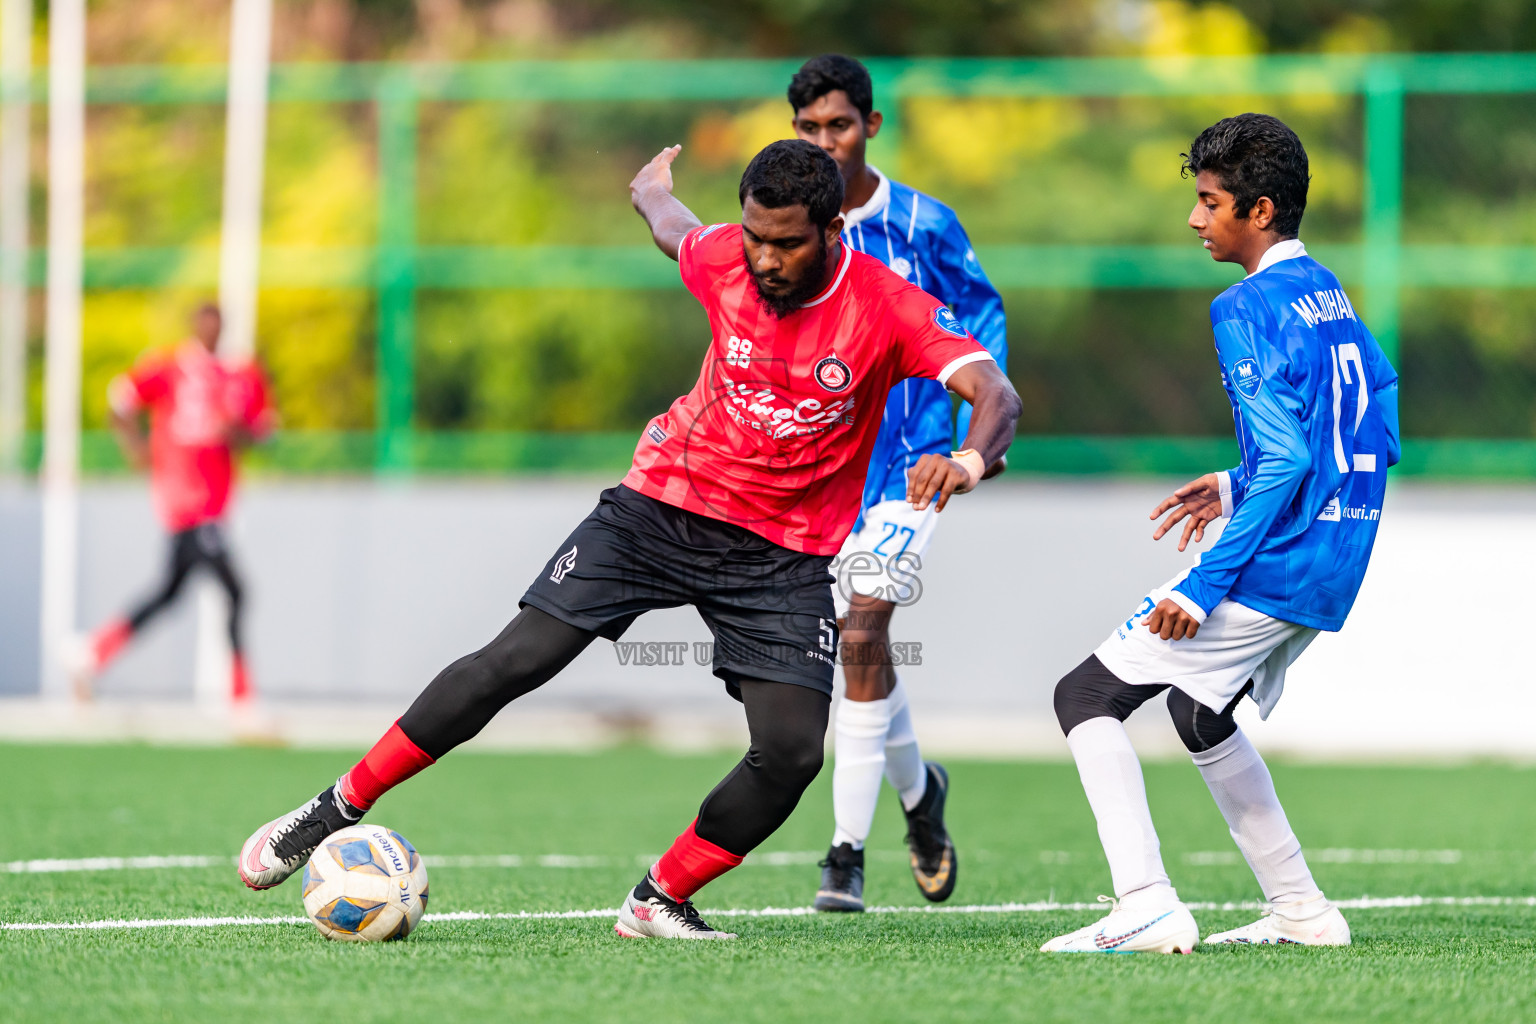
xmin=738 ymin=139 xmax=845 ymax=229
xmin=787 ymin=54 xmax=873 ymax=119
xmin=1182 ymin=113 xmax=1310 ymax=238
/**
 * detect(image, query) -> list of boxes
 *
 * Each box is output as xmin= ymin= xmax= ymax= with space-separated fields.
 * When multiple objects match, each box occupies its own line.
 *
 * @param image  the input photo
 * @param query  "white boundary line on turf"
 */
xmin=0 ymin=850 xmax=843 ymax=874
xmin=6 ymin=895 xmax=1535 ymax=932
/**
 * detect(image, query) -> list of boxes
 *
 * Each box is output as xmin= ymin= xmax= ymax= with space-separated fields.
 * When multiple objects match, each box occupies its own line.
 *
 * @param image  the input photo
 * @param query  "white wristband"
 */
xmin=951 ymin=449 xmax=985 ymax=493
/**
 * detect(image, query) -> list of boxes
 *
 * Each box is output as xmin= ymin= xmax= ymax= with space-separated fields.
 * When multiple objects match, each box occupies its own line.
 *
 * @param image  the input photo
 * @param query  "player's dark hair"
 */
xmin=739 ymin=140 xmax=845 ymax=230
xmin=787 ymin=54 xmax=873 ymax=119
xmin=1182 ymin=113 xmax=1310 ymax=238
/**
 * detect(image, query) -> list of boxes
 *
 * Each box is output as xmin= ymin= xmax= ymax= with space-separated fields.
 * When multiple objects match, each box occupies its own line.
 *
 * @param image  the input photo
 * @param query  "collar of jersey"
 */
xmin=799 ymin=239 xmax=854 ymax=309
xmin=840 ymin=165 xmax=890 ymax=228
xmin=1246 ymin=238 xmax=1307 ymax=278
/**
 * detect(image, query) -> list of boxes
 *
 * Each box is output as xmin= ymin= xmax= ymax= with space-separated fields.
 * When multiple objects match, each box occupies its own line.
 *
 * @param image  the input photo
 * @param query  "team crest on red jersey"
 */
xmin=814 ymin=355 xmax=853 ymax=393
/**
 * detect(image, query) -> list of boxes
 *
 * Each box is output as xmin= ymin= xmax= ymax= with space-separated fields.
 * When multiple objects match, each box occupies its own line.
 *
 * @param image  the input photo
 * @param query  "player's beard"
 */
xmin=745 ymin=237 xmax=830 ymax=320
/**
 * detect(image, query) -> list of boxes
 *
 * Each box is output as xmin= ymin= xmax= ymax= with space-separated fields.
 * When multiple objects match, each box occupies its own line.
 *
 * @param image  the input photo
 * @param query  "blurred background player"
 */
xmin=1042 ymin=114 xmax=1398 ymax=953
xmin=788 ymin=54 xmax=1009 ymax=913
xmin=71 ymin=303 xmax=274 ymax=702
xmin=236 ymin=140 xmax=1021 ymax=940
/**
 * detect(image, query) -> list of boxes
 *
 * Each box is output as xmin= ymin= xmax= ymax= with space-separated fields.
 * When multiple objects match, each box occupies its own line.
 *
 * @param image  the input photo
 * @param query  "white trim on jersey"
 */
xmin=1247 ymin=238 xmax=1307 ymax=278
xmin=841 ymin=165 xmax=891 ymax=227
xmin=1216 ymin=470 xmax=1235 ymax=518
xmin=801 ymin=241 xmax=854 ymax=309
xmin=936 ymin=350 xmax=993 ymax=388
xmin=1166 ymin=589 xmax=1209 ymax=624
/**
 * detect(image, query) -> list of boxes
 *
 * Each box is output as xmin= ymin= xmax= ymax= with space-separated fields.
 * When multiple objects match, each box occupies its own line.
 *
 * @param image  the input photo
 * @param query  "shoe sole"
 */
xmin=613 ymin=920 xmax=737 ymax=940
xmin=813 ymin=894 xmax=865 ymax=913
xmin=910 ymin=763 xmax=956 ymax=903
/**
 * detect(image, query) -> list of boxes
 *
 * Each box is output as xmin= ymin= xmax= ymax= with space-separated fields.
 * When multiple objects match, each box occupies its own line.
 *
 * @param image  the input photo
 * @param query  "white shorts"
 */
xmin=831 ymin=499 xmax=938 ymax=617
xmin=1094 ymin=572 xmax=1319 ymax=719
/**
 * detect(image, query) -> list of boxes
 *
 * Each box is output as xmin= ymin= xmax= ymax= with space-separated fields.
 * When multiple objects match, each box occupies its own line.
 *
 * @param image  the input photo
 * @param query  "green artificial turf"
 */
xmin=2 ymin=744 xmax=1535 ymax=1022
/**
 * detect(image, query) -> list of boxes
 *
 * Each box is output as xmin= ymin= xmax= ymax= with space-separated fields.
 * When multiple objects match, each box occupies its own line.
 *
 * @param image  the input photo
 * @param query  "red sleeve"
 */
xmin=888 ymin=284 xmax=993 ymax=386
xmin=108 ymin=355 xmax=171 ymax=415
xmin=678 ymin=223 xmax=740 ymax=305
xmin=230 ymin=363 xmax=276 ymax=438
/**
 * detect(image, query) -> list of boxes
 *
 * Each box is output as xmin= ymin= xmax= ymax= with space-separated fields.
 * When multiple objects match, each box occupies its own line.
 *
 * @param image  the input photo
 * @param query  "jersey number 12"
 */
xmin=1330 ymin=342 xmax=1375 ymax=474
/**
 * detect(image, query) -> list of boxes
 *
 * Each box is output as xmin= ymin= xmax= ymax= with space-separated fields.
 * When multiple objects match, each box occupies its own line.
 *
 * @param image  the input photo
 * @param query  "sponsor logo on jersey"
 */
xmin=932 ymin=305 xmax=966 ymax=337
xmin=697 ymin=223 xmax=726 ymax=240
xmin=814 ymin=355 xmax=853 ymax=393
xmin=549 ymin=546 xmax=578 ymax=584
xmin=1317 ymin=497 xmax=1380 ymax=523
xmin=1231 ymin=357 xmax=1263 ymax=399
xmin=888 ymin=256 xmax=913 ymax=280
xmin=646 ymin=423 xmax=668 ymax=445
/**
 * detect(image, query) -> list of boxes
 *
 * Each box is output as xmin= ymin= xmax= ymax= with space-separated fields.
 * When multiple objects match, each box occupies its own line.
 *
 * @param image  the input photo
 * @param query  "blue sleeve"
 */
xmin=926 ymin=210 xmax=1007 ymax=445
xmin=1362 ymin=327 xmax=1401 ymax=467
xmin=1173 ymin=319 xmax=1310 ymax=618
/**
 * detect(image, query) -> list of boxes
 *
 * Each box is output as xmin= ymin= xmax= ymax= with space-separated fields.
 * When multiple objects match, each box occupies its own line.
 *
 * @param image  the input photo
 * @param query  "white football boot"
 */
xmin=238 ymin=783 xmax=361 ymax=890
xmin=1204 ymin=895 xmax=1351 ymax=946
xmin=1041 ymin=891 xmax=1200 ymax=954
xmin=614 ymin=877 xmax=738 ymax=940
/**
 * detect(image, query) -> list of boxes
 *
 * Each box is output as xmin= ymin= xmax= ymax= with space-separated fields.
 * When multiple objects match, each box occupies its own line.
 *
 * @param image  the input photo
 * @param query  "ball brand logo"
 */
xmin=814 ymin=355 xmax=852 ymax=393
xmin=1231 ymin=357 xmax=1263 ymax=399
xmin=550 ymin=546 xmax=578 ymax=584
xmin=932 ymin=305 xmax=967 ymax=337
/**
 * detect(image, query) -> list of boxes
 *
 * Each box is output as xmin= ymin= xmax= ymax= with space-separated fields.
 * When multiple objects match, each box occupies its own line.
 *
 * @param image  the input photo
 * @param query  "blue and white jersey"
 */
xmin=841 ymin=168 xmax=1008 ymax=529
xmin=1170 ymin=240 xmax=1401 ymax=633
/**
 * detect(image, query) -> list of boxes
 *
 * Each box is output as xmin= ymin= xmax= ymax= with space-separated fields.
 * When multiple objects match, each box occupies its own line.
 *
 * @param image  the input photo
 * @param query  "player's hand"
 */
xmin=907 ymin=453 xmax=972 ymax=513
xmin=629 ymin=145 xmax=681 ymax=209
xmin=1145 ymin=598 xmax=1200 ymax=640
xmin=1150 ymin=472 xmax=1224 ymax=551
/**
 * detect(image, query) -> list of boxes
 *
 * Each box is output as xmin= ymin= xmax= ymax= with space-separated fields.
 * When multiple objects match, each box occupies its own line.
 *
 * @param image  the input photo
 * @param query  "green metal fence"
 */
xmin=12 ymin=54 xmax=1536 ymax=477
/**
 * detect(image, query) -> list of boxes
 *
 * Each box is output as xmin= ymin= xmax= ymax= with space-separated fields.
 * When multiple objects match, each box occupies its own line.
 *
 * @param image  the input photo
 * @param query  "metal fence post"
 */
xmin=1363 ymin=62 xmax=1404 ymax=364
xmin=376 ymin=71 xmax=418 ymax=473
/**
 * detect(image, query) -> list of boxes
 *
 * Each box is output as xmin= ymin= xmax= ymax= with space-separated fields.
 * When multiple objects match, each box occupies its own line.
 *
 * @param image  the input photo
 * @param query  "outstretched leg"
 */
xmin=1169 ymin=687 xmax=1349 ymax=945
xmin=75 ymin=529 xmax=199 ymax=697
xmin=238 ymin=607 xmax=597 ymax=889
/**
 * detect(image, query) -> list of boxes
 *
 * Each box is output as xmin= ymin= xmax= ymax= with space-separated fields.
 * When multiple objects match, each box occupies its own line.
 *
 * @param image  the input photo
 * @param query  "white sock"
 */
xmin=884 ymin=677 xmax=927 ymax=811
xmin=1065 ymin=717 xmax=1173 ymax=901
xmin=1191 ymin=728 xmax=1322 ymax=907
xmin=830 ymin=695 xmax=892 ymax=850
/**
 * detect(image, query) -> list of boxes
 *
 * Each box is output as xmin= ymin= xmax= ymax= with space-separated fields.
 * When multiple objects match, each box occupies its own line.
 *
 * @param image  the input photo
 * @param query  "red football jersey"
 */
xmin=109 ymin=342 xmax=275 ymax=532
xmin=621 ymin=223 xmax=992 ymax=555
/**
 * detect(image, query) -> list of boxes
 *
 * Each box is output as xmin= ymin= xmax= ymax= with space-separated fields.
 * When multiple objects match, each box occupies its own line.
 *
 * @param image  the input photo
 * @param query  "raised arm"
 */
xmin=907 ymin=359 xmax=1022 ymax=513
xmin=629 ymin=145 xmax=703 ymax=262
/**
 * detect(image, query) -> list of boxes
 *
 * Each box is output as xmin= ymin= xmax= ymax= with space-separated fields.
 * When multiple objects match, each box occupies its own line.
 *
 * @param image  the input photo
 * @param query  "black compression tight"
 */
xmin=395 ymin=606 xmax=829 ymax=858
xmin=694 ymin=681 xmax=829 ymax=856
xmin=1054 ymin=654 xmax=1251 ymax=754
xmin=398 ymin=607 xmax=598 ymax=758
xmin=128 ymin=525 xmax=245 ymax=651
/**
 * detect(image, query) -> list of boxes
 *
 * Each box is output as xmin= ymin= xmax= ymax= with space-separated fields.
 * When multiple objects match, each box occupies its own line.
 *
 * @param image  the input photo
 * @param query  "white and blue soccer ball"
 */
xmin=301 ymin=824 xmax=429 ymax=942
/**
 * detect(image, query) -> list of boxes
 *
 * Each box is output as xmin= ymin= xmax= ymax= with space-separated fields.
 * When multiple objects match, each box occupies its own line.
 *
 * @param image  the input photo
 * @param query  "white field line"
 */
xmin=1 ymin=850 xmax=839 ymax=875
xmin=6 ymin=895 xmax=1535 ymax=932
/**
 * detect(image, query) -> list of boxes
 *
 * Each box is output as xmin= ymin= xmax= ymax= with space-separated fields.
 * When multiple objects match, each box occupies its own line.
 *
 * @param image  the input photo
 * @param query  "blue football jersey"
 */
xmin=841 ymin=169 xmax=1008 ymax=530
xmin=1171 ymin=241 xmax=1401 ymax=632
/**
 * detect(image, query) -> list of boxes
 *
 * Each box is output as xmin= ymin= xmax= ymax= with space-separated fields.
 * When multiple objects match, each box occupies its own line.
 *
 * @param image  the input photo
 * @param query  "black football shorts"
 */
xmin=520 ymin=485 xmax=839 ymax=698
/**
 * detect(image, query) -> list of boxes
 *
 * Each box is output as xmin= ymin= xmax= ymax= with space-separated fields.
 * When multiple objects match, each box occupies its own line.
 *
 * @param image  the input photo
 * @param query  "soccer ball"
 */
xmin=301 ymin=824 xmax=429 ymax=942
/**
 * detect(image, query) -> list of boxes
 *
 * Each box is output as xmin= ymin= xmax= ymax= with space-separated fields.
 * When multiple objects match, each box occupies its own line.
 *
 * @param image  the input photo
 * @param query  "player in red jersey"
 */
xmin=72 ymin=303 xmax=274 ymax=702
xmin=236 ymin=140 xmax=1021 ymax=940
